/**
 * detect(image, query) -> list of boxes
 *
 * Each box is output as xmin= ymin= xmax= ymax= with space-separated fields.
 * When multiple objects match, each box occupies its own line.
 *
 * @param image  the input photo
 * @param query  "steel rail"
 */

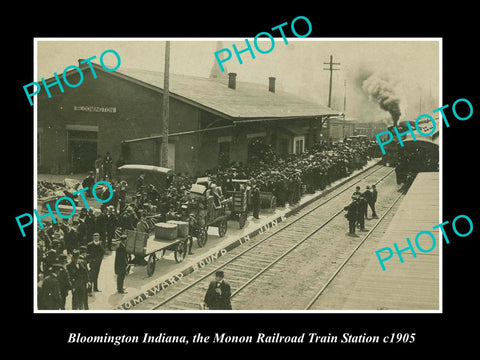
xmin=304 ymin=190 xmax=405 ymax=310
xmin=149 ymin=165 xmax=394 ymax=310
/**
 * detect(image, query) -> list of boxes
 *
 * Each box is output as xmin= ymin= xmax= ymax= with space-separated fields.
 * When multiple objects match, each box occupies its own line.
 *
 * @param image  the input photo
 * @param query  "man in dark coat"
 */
xmin=357 ymin=196 xmax=368 ymax=231
xmin=114 ymin=235 xmax=129 ymax=294
xmin=106 ymin=206 xmax=118 ymax=251
xmin=67 ymin=250 xmax=91 ymax=310
xmin=84 ymin=209 xmax=96 ymax=244
xmin=65 ymin=220 xmax=80 ymax=254
xmin=82 ymin=172 xmax=95 ymax=197
xmin=251 ymin=184 xmax=260 ymax=219
xmin=362 ymin=186 xmax=373 ymax=219
xmin=352 ymin=185 xmax=362 ymax=200
xmin=136 ymin=173 xmax=145 ymax=193
xmin=41 ymin=265 xmax=63 ymax=310
xmin=86 ymin=233 xmax=104 ymax=292
xmin=116 ymin=181 xmax=127 ymax=214
xmin=203 ymin=271 xmax=232 ymax=310
xmin=96 ymin=206 xmax=108 ymax=247
xmin=56 ymin=255 xmax=72 ymax=310
xmin=371 ymin=184 xmax=378 ymax=218
xmin=344 ymin=199 xmax=359 ymax=236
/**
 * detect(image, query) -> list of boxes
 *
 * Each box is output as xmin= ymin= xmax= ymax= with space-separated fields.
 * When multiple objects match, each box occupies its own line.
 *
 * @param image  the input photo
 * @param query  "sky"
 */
xmin=36 ymin=38 xmax=440 ymax=124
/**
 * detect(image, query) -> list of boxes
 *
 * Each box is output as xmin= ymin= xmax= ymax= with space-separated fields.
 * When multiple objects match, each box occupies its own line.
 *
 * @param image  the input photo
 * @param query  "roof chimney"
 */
xmin=269 ymin=77 xmax=276 ymax=93
xmin=228 ymin=73 xmax=237 ymax=90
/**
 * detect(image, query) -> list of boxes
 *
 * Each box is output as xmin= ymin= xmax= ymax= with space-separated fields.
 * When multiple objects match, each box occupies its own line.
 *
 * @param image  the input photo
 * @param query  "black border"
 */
xmin=9 ymin=6 xmax=479 ymax=354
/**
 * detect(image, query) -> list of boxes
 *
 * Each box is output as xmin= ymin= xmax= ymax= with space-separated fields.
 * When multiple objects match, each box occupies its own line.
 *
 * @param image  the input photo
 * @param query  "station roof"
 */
xmin=77 ymin=64 xmax=340 ymax=120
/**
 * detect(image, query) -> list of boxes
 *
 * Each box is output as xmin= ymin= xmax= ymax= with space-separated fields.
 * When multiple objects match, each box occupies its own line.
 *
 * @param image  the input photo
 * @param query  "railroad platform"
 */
xmin=59 ymin=158 xmax=381 ymax=311
xmin=313 ymin=172 xmax=440 ymax=311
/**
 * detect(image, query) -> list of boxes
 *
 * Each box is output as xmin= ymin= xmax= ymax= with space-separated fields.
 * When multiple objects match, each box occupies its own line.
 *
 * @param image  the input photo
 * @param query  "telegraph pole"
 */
xmin=161 ymin=41 xmax=170 ymax=168
xmin=323 ymin=55 xmax=340 ymax=139
xmin=324 ymin=55 xmax=341 ymax=108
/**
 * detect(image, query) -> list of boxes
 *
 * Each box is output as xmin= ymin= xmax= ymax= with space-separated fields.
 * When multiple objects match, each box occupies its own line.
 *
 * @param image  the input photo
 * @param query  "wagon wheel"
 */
xmin=196 ymin=226 xmax=208 ymax=248
xmin=174 ymin=239 xmax=188 ymax=263
xmin=239 ymin=213 xmax=247 ymax=229
xmin=146 ymin=254 xmax=156 ymax=277
xmin=218 ymin=219 xmax=227 ymax=237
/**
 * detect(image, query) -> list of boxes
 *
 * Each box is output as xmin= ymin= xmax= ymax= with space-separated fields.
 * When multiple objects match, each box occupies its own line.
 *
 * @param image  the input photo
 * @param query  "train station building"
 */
xmin=37 ymin=60 xmax=342 ymax=177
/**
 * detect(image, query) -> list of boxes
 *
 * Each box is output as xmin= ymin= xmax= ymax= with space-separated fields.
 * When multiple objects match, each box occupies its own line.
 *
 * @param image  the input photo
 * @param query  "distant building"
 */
xmin=37 ymin=61 xmax=340 ymax=177
xmin=330 ymin=116 xmax=388 ymax=141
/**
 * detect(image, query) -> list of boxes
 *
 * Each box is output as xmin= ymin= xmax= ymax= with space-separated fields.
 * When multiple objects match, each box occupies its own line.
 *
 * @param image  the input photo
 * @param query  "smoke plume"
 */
xmin=362 ymin=72 xmax=403 ymax=127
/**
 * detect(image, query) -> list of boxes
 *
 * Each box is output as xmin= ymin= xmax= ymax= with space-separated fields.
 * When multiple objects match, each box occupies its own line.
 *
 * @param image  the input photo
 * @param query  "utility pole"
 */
xmin=343 ymin=79 xmax=347 ymax=113
xmin=161 ymin=41 xmax=170 ymax=168
xmin=323 ymin=55 xmax=340 ymax=140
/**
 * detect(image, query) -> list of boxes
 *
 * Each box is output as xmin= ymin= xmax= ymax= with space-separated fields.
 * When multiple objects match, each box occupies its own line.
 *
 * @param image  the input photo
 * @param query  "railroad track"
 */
xmin=304 ymin=189 xmax=405 ymax=310
xmin=137 ymin=164 xmax=397 ymax=311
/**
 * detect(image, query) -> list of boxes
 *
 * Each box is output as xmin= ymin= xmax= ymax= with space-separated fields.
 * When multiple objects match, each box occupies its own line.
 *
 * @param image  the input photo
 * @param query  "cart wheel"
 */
xmin=239 ymin=213 xmax=246 ymax=229
xmin=218 ymin=219 xmax=227 ymax=237
xmin=197 ymin=227 xmax=208 ymax=248
xmin=146 ymin=254 xmax=156 ymax=277
xmin=174 ymin=240 xmax=188 ymax=263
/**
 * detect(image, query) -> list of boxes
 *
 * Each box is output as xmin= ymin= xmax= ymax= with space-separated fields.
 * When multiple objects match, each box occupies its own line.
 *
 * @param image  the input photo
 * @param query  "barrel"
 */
xmin=154 ymin=222 xmax=178 ymax=240
xmin=167 ymin=220 xmax=189 ymax=237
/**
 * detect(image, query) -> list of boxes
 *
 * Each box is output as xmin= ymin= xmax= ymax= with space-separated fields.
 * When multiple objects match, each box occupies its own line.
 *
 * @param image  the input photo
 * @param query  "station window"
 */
xmin=293 ymin=136 xmax=305 ymax=154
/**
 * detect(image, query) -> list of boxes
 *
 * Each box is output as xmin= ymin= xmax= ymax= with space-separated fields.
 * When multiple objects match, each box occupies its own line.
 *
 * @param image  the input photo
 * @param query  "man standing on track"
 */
xmin=362 ymin=186 xmax=373 ymax=219
xmin=344 ymin=198 xmax=359 ymax=236
xmin=203 ymin=271 xmax=232 ymax=310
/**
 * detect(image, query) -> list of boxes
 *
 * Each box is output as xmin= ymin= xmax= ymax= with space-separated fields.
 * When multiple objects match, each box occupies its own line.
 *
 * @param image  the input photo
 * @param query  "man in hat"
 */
xmin=352 ymin=186 xmax=362 ymax=200
xmin=371 ymin=184 xmax=378 ymax=219
xmin=82 ymin=171 xmax=95 ymax=197
xmin=96 ymin=206 xmax=108 ymax=247
xmin=65 ymin=220 xmax=80 ymax=255
xmin=86 ymin=233 xmax=104 ymax=292
xmin=43 ymin=248 xmax=57 ymax=276
xmin=67 ymin=250 xmax=91 ymax=310
xmin=56 ymin=255 xmax=72 ymax=310
xmin=120 ymin=206 xmax=138 ymax=231
xmin=41 ymin=265 xmax=63 ymax=310
xmin=116 ymin=181 xmax=128 ymax=214
xmin=362 ymin=186 xmax=373 ymax=220
xmin=136 ymin=210 xmax=150 ymax=234
xmin=85 ymin=208 xmax=96 ymax=244
xmin=106 ymin=206 xmax=118 ymax=251
xmin=136 ymin=173 xmax=145 ymax=193
xmin=94 ymin=155 xmax=103 ymax=182
xmin=251 ymin=182 xmax=261 ymax=219
xmin=344 ymin=198 xmax=359 ymax=236
xmin=357 ymin=195 xmax=368 ymax=231
xmin=203 ymin=270 xmax=232 ymax=310
xmin=103 ymin=151 xmax=113 ymax=181
xmin=114 ymin=235 xmax=129 ymax=294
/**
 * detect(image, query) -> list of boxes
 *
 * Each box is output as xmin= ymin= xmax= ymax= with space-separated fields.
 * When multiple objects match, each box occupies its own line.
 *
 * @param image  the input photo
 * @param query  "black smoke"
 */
xmin=361 ymin=72 xmax=402 ymax=127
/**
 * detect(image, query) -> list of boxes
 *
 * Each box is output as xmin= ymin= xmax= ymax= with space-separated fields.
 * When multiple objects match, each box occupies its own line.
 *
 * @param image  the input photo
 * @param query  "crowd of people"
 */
xmin=212 ymin=140 xmax=376 ymax=208
xmin=343 ymin=185 xmax=378 ymax=236
xmin=37 ymin=139 xmax=378 ymax=310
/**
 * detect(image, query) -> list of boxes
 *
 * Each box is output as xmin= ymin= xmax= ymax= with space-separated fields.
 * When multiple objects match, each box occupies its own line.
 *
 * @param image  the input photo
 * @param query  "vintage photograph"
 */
xmin=34 ymin=39 xmax=440 ymax=312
